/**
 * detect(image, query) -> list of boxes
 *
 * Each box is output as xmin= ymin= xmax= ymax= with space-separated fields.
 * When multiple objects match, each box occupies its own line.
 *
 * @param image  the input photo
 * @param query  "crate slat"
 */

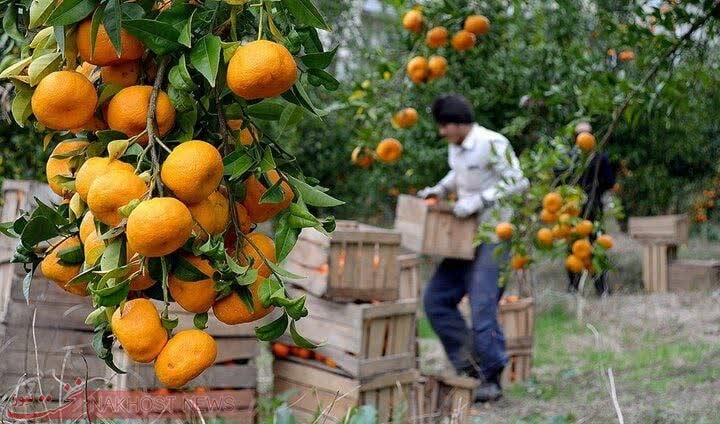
xmin=422 ymin=373 xmax=476 ymax=424
xmin=628 ymin=214 xmax=688 ymax=244
xmin=669 ymin=259 xmax=720 ymax=292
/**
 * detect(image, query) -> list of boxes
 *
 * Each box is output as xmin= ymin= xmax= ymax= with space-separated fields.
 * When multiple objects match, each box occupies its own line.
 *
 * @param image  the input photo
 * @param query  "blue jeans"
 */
xmin=423 ymin=243 xmax=508 ymax=379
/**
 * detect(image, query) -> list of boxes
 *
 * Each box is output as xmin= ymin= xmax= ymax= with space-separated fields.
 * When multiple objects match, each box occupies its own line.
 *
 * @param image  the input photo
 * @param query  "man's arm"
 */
xmin=480 ymin=138 xmax=529 ymax=203
xmin=418 ymin=169 xmax=456 ymax=198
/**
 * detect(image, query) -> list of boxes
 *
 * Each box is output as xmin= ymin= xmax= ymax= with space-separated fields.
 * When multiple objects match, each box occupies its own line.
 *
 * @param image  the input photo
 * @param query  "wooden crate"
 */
xmin=498 ymin=297 xmax=535 ymax=350
xmin=394 ymin=195 xmax=476 ymax=260
xmin=669 ymin=259 xmax=720 ymax=292
xmin=287 ymin=287 xmax=417 ymax=379
xmin=641 ymin=244 xmax=677 ymax=293
xmin=273 ymin=359 xmax=423 ymax=423
xmin=398 ymin=253 xmax=421 ymax=301
xmin=285 ymin=221 xmax=402 ymax=302
xmin=500 ymin=347 xmax=532 ymax=387
xmin=110 ymin=337 xmax=259 ymax=390
xmin=629 ymin=214 xmax=689 ymax=244
xmin=420 ymin=373 xmax=477 ymax=424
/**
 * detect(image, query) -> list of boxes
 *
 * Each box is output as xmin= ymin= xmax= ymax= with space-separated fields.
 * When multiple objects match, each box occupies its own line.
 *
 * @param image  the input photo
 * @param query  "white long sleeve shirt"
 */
xmin=434 ymin=123 xmax=528 ymax=224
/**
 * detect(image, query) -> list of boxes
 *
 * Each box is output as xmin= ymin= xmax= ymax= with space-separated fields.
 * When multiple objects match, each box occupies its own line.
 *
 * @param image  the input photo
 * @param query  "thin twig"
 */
xmin=608 ymin=367 xmax=624 ymax=424
xmin=146 ymin=56 xmax=170 ymax=197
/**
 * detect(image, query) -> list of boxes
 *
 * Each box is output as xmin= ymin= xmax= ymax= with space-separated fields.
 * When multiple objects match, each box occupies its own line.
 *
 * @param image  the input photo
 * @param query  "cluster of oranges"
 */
xmin=271 ymin=342 xmax=337 ymax=368
xmin=402 ymin=10 xmax=490 ymax=84
xmin=351 ymin=108 xmax=413 ymax=169
xmin=494 ymin=191 xmax=614 ymax=273
xmin=32 ymin=13 xmax=303 ymax=387
xmin=691 ymin=189 xmax=716 ymax=223
xmin=607 ymin=49 xmax=636 ymax=61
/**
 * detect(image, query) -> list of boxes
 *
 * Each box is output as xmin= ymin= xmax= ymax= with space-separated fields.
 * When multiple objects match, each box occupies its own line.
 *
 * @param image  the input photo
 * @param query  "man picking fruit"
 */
xmin=418 ymin=94 xmax=528 ymax=402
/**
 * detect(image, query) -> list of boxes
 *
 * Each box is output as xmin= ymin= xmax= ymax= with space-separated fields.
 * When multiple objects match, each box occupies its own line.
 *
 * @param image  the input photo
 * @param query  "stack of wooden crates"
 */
xmin=395 ymin=194 xmax=535 ymax=387
xmin=280 ymin=221 xmax=425 ymax=423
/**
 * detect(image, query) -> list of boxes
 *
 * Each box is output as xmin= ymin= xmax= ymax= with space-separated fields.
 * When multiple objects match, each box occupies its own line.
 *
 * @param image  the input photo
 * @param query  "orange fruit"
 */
xmin=376 ymin=138 xmax=403 ymax=163
xmin=31 ymin=71 xmax=98 ymax=130
xmin=77 ymin=18 xmax=144 ymax=66
xmin=106 ymin=85 xmax=176 ymax=144
xmin=575 ymin=220 xmax=594 ymax=236
xmin=161 ymin=140 xmax=223 ymax=204
xmin=242 ymin=170 xmax=294 ymax=223
xmin=87 ymin=169 xmax=147 ymax=227
xmin=562 ymin=201 xmax=581 ymax=217
xmin=402 ymin=10 xmax=423 ymax=33
xmin=537 ymin=228 xmax=553 ymax=246
xmin=505 ymin=295 xmax=520 ymax=303
xmin=426 ymin=26 xmax=448 ymax=48
xmin=542 ymin=192 xmax=563 ymax=213
xmin=406 ymin=56 xmax=429 ymax=84
xmin=296 ymin=348 xmax=312 ymax=359
xmin=272 ymin=343 xmax=290 ymax=359
xmin=552 ymin=224 xmax=571 ymax=239
xmin=212 ymin=281 xmax=275 ymax=325
xmin=495 ymin=222 xmax=514 ymax=240
xmin=596 ymin=234 xmax=614 ymax=249
xmin=572 ymin=239 xmax=593 ymax=260
xmin=351 ymin=146 xmax=374 ymax=168
xmin=169 ymin=255 xmax=217 ymax=314
xmin=46 ymin=140 xmax=89 ymax=197
xmin=224 ymin=202 xmax=253 ymax=249
xmin=576 ymin=132 xmax=596 ymax=152
xmin=187 ymin=191 xmax=230 ymax=240
xmin=70 ymin=115 xmax=108 ymax=134
xmin=451 ymin=30 xmax=476 ymax=52
xmin=510 ymin=255 xmax=529 ymax=270
xmin=238 ymin=233 xmax=276 ymax=279
xmin=392 ymin=108 xmax=418 ymax=129
xmin=228 ymin=119 xmax=258 ymax=145
xmin=126 ymin=197 xmax=193 ymax=257
xmin=100 ymin=61 xmax=141 ymax=87
xmin=79 ymin=211 xmax=96 ymax=243
xmin=154 ymin=329 xmax=217 ymax=388
xmin=83 ymin=230 xmax=105 ymax=266
xmin=539 ymin=209 xmax=558 ymax=224
xmin=428 ymin=56 xmax=448 ymax=80
xmin=324 ymin=358 xmax=337 ymax=368
xmin=618 ymin=50 xmax=635 ymax=61
xmin=464 ymin=15 xmax=491 ymax=35
xmin=111 ymin=298 xmax=168 ymax=363
xmin=227 ymin=40 xmax=297 ymax=100
xmin=565 ymin=255 xmax=584 ymax=273
xmin=40 ymin=236 xmax=87 ymax=296
xmin=74 ymin=157 xmax=135 ymax=202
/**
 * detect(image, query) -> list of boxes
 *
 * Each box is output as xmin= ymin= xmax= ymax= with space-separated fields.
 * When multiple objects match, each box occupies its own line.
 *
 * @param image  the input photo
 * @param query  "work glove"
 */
xmin=417 ymin=185 xmax=445 ymax=199
xmin=453 ymin=195 xmax=483 ymax=218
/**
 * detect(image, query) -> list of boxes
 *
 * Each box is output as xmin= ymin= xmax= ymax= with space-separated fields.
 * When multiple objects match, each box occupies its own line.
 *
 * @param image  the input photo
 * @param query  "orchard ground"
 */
xmin=255 ymin=219 xmax=720 ymax=423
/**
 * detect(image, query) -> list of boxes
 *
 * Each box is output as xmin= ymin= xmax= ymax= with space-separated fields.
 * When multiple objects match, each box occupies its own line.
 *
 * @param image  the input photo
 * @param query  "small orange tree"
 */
xmin=0 ymin=0 xmax=341 ymax=384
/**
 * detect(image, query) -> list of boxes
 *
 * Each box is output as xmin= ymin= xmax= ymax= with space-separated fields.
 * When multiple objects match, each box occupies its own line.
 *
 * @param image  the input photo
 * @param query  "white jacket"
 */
xmin=432 ymin=124 xmax=528 ymax=225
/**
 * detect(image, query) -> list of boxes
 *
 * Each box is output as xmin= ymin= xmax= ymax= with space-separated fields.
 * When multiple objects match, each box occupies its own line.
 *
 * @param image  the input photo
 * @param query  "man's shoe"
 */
xmin=474 ymin=381 xmax=502 ymax=403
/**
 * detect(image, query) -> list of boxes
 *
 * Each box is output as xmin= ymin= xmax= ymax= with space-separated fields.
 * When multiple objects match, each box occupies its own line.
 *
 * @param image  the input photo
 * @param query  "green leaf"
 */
xmin=281 ymin=0 xmax=330 ymax=31
xmin=28 ymin=52 xmax=63 ymax=86
xmin=103 ymin=0 xmax=123 ymax=56
xmin=258 ymin=148 xmax=276 ymax=173
xmin=347 ymin=406 xmax=378 ymax=424
xmin=300 ymin=46 xmax=338 ymax=69
xmin=98 ymin=83 xmax=124 ymax=105
xmin=285 ymin=174 xmax=343 ymax=207
xmin=96 ymin=130 xmax=128 ymax=144
xmin=178 ymin=10 xmax=194 ymax=47
xmin=255 ymin=312 xmax=289 ymax=341
xmin=267 ymin=260 xmax=305 ymax=281
xmin=120 ymin=3 xmax=145 ymax=19
xmin=246 ymin=100 xmax=286 ymax=121
xmin=57 ymin=244 xmax=84 ymax=265
xmin=0 ymin=221 xmax=17 ymax=238
xmin=0 ymin=57 xmax=32 ymax=79
xmin=123 ymin=19 xmax=182 ymax=55
xmin=161 ymin=316 xmax=179 ymax=331
xmin=173 ymin=255 xmax=210 ymax=282
xmin=224 ymin=250 xmax=249 ymax=275
xmin=274 ymin=214 xmax=299 ymax=262
xmin=236 ymin=285 xmax=255 ymax=313
xmin=221 ymin=41 xmax=242 ymax=63
xmin=20 ymin=217 xmax=59 ymax=247
xmin=169 ymin=55 xmax=196 ymax=91
xmin=274 ymin=406 xmax=297 ymax=424
xmin=285 ymin=295 xmax=308 ymax=320
xmin=307 ymin=68 xmax=339 ymax=91
xmin=46 ymin=0 xmax=98 ymax=26
xmin=11 ymin=82 xmax=33 ymax=127
xmin=90 ymin=6 xmax=104 ymax=59
xmin=22 ymin=269 xmax=34 ymax=303
xmin=289 ymin=320 xmax=321 ymax=348
xmin=258 ymin=276 xmax=283 ymax=308
xmin=92 ymin=279 xmax=131 ymax=306
xmin=193 ymin=312 xmax=208 ymax=330
xmin=223 ymin=150 xmax=255 ymax=181
xmin=259 ymin=180 xmax=285 ymax=204
xmin=29 ymin=0 xmax=56 ymax=28
xmin=190 ymin=35 xmax=221 ymax=87
xmin=3 ymin=5 xmax=25 ymax=44
xmin=67 ymin=265 xmax=100 ymax=287
xmin=100 ymin=240 xmax=124 ymax=272
xmin=278 ymin=104 xmax=304 ymax=134
xmin=168 ymin=85 xmax=195 ymax=112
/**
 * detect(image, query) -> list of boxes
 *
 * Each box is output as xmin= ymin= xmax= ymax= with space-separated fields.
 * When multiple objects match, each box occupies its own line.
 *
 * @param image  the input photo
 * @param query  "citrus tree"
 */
xmin=0 ymin=0 xmax=342 ymax=386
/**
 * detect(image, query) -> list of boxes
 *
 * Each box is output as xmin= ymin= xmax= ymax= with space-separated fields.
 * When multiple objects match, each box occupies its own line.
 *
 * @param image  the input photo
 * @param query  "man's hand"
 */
xmin=453 ymin=196 xmax=483 ymax=218
xmin=417 ymin=186 xmax=444 ymax=199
